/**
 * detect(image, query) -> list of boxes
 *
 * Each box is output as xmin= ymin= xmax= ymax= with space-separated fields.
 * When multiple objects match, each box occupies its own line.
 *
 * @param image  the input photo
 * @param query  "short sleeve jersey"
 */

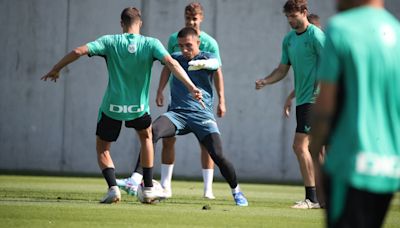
xmin=318 ymin=6 xmax=400 ymax=194
xmin=281 ymin=24 xmax=325 ymax=106
xmin=169 ymin=51 xmax=219 ymax=112
xmin=167 ymin=31 xmax=221 ymax=64
xmin=87 ymin=34 xmax=168 ymax=121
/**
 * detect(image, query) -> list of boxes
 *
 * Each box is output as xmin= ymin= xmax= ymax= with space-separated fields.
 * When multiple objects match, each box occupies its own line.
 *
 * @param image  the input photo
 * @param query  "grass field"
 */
xmin=0 ymin=175 xmax=399 ymax=227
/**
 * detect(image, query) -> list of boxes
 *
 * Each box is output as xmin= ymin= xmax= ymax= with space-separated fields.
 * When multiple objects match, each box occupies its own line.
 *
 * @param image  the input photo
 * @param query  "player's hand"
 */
xmin=41 ymin=69 xmax=60 ymax=82
xmin=217 ymin=101 xmax=226 ymax=118
xmin=284 ymin=97 xmax=292 ymax=118
xmin=255 ymin=78 xmax=267 ymax=90
xmin=156 ymin=90 xmax=164 ymax=107
xmin=191 ymin=87 xmax=205 ymax=109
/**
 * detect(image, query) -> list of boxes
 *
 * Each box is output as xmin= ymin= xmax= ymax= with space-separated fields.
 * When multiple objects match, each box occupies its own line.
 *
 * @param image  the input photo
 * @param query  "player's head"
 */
xmin=184 ymin=2 xmax=204 ymax=32
xmin=283 ymin=0 xmax=309 ymax=30
xmin=177 ymin=27 xmax=201 ymax=60
xmin=120 ymin=7 xmax=142 ymax=29
xmin=307 ymin=13 xmax=321 ymax=29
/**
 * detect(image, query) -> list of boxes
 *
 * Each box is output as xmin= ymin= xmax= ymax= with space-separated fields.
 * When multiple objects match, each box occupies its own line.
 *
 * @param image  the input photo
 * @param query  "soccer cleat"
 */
xmin=203 ymin=192 xmax=216 ymax=200
xmin=137 ymin=182 xmax=166 ymax=204
xmin=100 ymin=186 xmax=121 ymax=204
xmin=116 ymin=177 xmax=139 ymax=196
xmin=233 ymin=192 xmax=248 ymax=206
xmin=291 ymin=199 xmax=321 ymax=209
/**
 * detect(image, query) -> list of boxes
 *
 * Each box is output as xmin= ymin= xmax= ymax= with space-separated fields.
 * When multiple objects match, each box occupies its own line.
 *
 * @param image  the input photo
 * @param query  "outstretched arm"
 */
xmin=163 ymin=55 xmax=204 ymax=107
xmin=214 ymin=68 xmax=226 ymax=118
xmin=255 ymin=64 xmax=290 ymax=90
xmin=41 ymin=45 xmax=89 ymax=82
xmin=156 ymin=66 xmax=171 ymax=107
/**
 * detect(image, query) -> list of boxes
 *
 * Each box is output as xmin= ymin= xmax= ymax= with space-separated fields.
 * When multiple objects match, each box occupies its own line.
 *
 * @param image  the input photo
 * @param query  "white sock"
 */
xmin=231 ymin=184 xmax=241 ymax=195
xmin=131 ymin=172 xmax=143 ymax=184
xmin=202 ymin=169 xmax=214 ymax=194
xmin=161 ymin=164 xmax=174 ymax=189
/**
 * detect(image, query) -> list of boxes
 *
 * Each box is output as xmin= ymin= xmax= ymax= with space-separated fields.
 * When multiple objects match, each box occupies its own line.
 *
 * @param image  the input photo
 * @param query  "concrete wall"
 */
xmin=0 ymin=0 xmax=399 ymax=182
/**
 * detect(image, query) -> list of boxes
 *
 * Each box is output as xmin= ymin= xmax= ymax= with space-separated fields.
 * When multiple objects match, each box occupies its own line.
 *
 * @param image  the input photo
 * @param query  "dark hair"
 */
xmin=185 ymin=2 xmax=204 ymax=16
xmin=307 ymin=13 xmax=320 ymax=21
xmin=177 ymin=27 xmax=199 ymax=38
xmin=121 ymin=7 xmax=141 ymax=26
xmin=283 ymin=0 xmax=308 ymax=13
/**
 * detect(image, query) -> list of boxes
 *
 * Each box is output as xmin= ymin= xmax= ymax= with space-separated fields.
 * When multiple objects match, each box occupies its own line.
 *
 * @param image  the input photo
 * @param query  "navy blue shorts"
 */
xmin=162 ymin=109 xmax=220 ymax=141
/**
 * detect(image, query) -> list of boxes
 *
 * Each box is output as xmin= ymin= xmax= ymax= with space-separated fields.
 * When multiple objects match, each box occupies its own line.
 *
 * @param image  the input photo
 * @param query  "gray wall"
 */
xmin=0 ymin=0 xmax=399 ymax=182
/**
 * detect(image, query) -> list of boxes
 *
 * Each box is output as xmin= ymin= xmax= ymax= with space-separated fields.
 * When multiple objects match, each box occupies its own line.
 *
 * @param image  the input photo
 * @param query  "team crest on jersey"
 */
xmin=128 ymin=43 xmax=137 ymax=53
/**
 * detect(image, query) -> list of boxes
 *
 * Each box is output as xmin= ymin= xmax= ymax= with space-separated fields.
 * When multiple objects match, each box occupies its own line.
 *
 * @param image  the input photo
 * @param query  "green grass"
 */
xmin=0 ymin=175 xmax=399 ymax=227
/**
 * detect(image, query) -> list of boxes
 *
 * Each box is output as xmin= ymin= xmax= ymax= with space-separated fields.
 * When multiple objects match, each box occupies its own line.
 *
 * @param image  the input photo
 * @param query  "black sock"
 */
xmin=142 ymin=167 xmax=153 ymax=188
xmin=102 ymin=168 xmax=117 ymax=188
xmin=305 ymin=186 xmax=318 ymax=203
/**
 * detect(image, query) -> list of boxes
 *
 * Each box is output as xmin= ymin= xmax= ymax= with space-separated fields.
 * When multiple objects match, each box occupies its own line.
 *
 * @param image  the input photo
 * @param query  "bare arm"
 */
xmin=214 ymin=68 xmax=226 ymax=117
xmin=163 ymin=55 xmax=204 ymax=106
xmin=255 ymin=64 xmax=290 ymax=90
xmin=41 ymin=45 xmax=89 ymax=82
xmin=284 ymin=90 xmax=295 ymax=118
xmin=155 ymin=66 xmax=171 ymax=107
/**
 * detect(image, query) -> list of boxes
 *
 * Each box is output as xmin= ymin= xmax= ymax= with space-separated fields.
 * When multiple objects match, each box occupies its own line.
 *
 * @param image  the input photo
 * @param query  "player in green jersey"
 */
xmin=41 ymin=7 xmax=203 ymax=204
xmin=117 ymin=2 xmax=224 ymax=199
xmin=255 ymin=0 xmax=325 ymax=209
xmin=310 ymin=0 xmax=400 ymax=227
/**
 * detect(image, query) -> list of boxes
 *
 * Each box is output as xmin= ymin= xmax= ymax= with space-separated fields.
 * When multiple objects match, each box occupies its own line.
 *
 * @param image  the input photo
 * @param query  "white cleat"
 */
xmin=137 ymin=180 xmax=166 ymax=204
xmin=291 ymin=199 xmax=321 ymax=209
xmin=100 ymin=186 xmax=121 ymax=204
xmin=163 ymin=187 xmax=172 ymax=198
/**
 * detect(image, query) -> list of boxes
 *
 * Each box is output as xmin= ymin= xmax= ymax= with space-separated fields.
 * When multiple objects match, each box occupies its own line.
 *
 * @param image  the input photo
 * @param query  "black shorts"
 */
xmin=324 ymin=174 xmax=393 ymax=228
xmin=295 ymin=103 xmax=312 ymax=134
xmin=96 ymin=112 xmax=152 ymax=142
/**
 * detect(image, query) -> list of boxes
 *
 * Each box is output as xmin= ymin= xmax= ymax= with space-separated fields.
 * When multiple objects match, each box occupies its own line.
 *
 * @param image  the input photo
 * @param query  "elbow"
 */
xmin=72 ymin=46 xmax=87 ymax=56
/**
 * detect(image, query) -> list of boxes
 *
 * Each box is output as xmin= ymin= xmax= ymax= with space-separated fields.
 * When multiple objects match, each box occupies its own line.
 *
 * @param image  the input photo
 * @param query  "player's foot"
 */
xmin=233 ymin=192 xmax=248 ymax=206
xmin=163 ymin=186 xmax=172 ymax=198
xmin=100 ymin=186 xmax=121 ymax=204
xmin=291 ymin=199 xmax=321 ymax=209
xmin=203 ymin=191 xmax=215 ymax=199
xmin=116 ymin=177 xmax=139 ymax=196
xmin=139 ymin=184 xmax=166 ymax=204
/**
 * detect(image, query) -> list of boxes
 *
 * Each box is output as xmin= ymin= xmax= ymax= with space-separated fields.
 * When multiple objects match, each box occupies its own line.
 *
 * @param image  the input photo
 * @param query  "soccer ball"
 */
xmin=137 ymin=179 xmax=165 ymax=204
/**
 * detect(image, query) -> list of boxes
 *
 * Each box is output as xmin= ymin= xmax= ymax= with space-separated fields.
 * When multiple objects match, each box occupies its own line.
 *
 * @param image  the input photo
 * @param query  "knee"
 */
xmin=292 ymin=143 xmax=308 ymax=156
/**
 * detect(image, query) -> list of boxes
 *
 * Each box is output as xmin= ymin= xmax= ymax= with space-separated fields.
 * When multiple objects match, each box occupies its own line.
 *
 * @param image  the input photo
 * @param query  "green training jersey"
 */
xmin=281 ymin=24 xmax=325 ymax=106
xmin=87 ymin=33 xmax=169 ymax=121
xmin=318 ymin=6 xmax=400 ymax=194
xmin=167 ymin=31 xmax=221 ymax=64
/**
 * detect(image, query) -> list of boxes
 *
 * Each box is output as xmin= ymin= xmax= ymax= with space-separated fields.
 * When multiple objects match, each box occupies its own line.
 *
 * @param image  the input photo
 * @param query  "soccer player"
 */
xmin=41 ymin=7 xmax=203 ymax=204
xmin=118 ymin=2 xmax=224 ymax=199
xmin=310 ymin=0 xmax=400 ymax=226
xmin=152 ymin=27 xmax=248 ymax=206
xmin=255 ymin=0 xmax=325 ymax=209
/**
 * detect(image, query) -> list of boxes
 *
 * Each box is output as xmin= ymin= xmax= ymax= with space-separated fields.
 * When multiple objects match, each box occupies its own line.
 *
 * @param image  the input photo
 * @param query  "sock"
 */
xmin=202 ymin=169 xmax=214 ymax=194
xmin=305 ymin=186 xmax=318 ymax=203
xmin=161 ymin=164 xmax=174 ymax=189
xmin=102 ymin=168 xmax=117 ymax=188
xmin=131 ymin=172 xmax=143 ymax=185
xmin=231 ymin=184 xmax=241 ymax=195
xmin=142 ymin=167 xmax=153 ymax=188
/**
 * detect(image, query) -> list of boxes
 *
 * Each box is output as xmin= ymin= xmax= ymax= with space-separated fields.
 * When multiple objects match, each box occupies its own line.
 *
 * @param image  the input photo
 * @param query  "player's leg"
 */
xmin=160 ymin=136 xmax=176 ymax=197
xmin=200 ymin=143 xmax=215 ymax=199
xmin=292 ymin=103 xmax=319 ymax=209
xmin=96 ymin=112 xmax=122 ymax=203
xmin=200 ymin=133 xmax=248 ymax=206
